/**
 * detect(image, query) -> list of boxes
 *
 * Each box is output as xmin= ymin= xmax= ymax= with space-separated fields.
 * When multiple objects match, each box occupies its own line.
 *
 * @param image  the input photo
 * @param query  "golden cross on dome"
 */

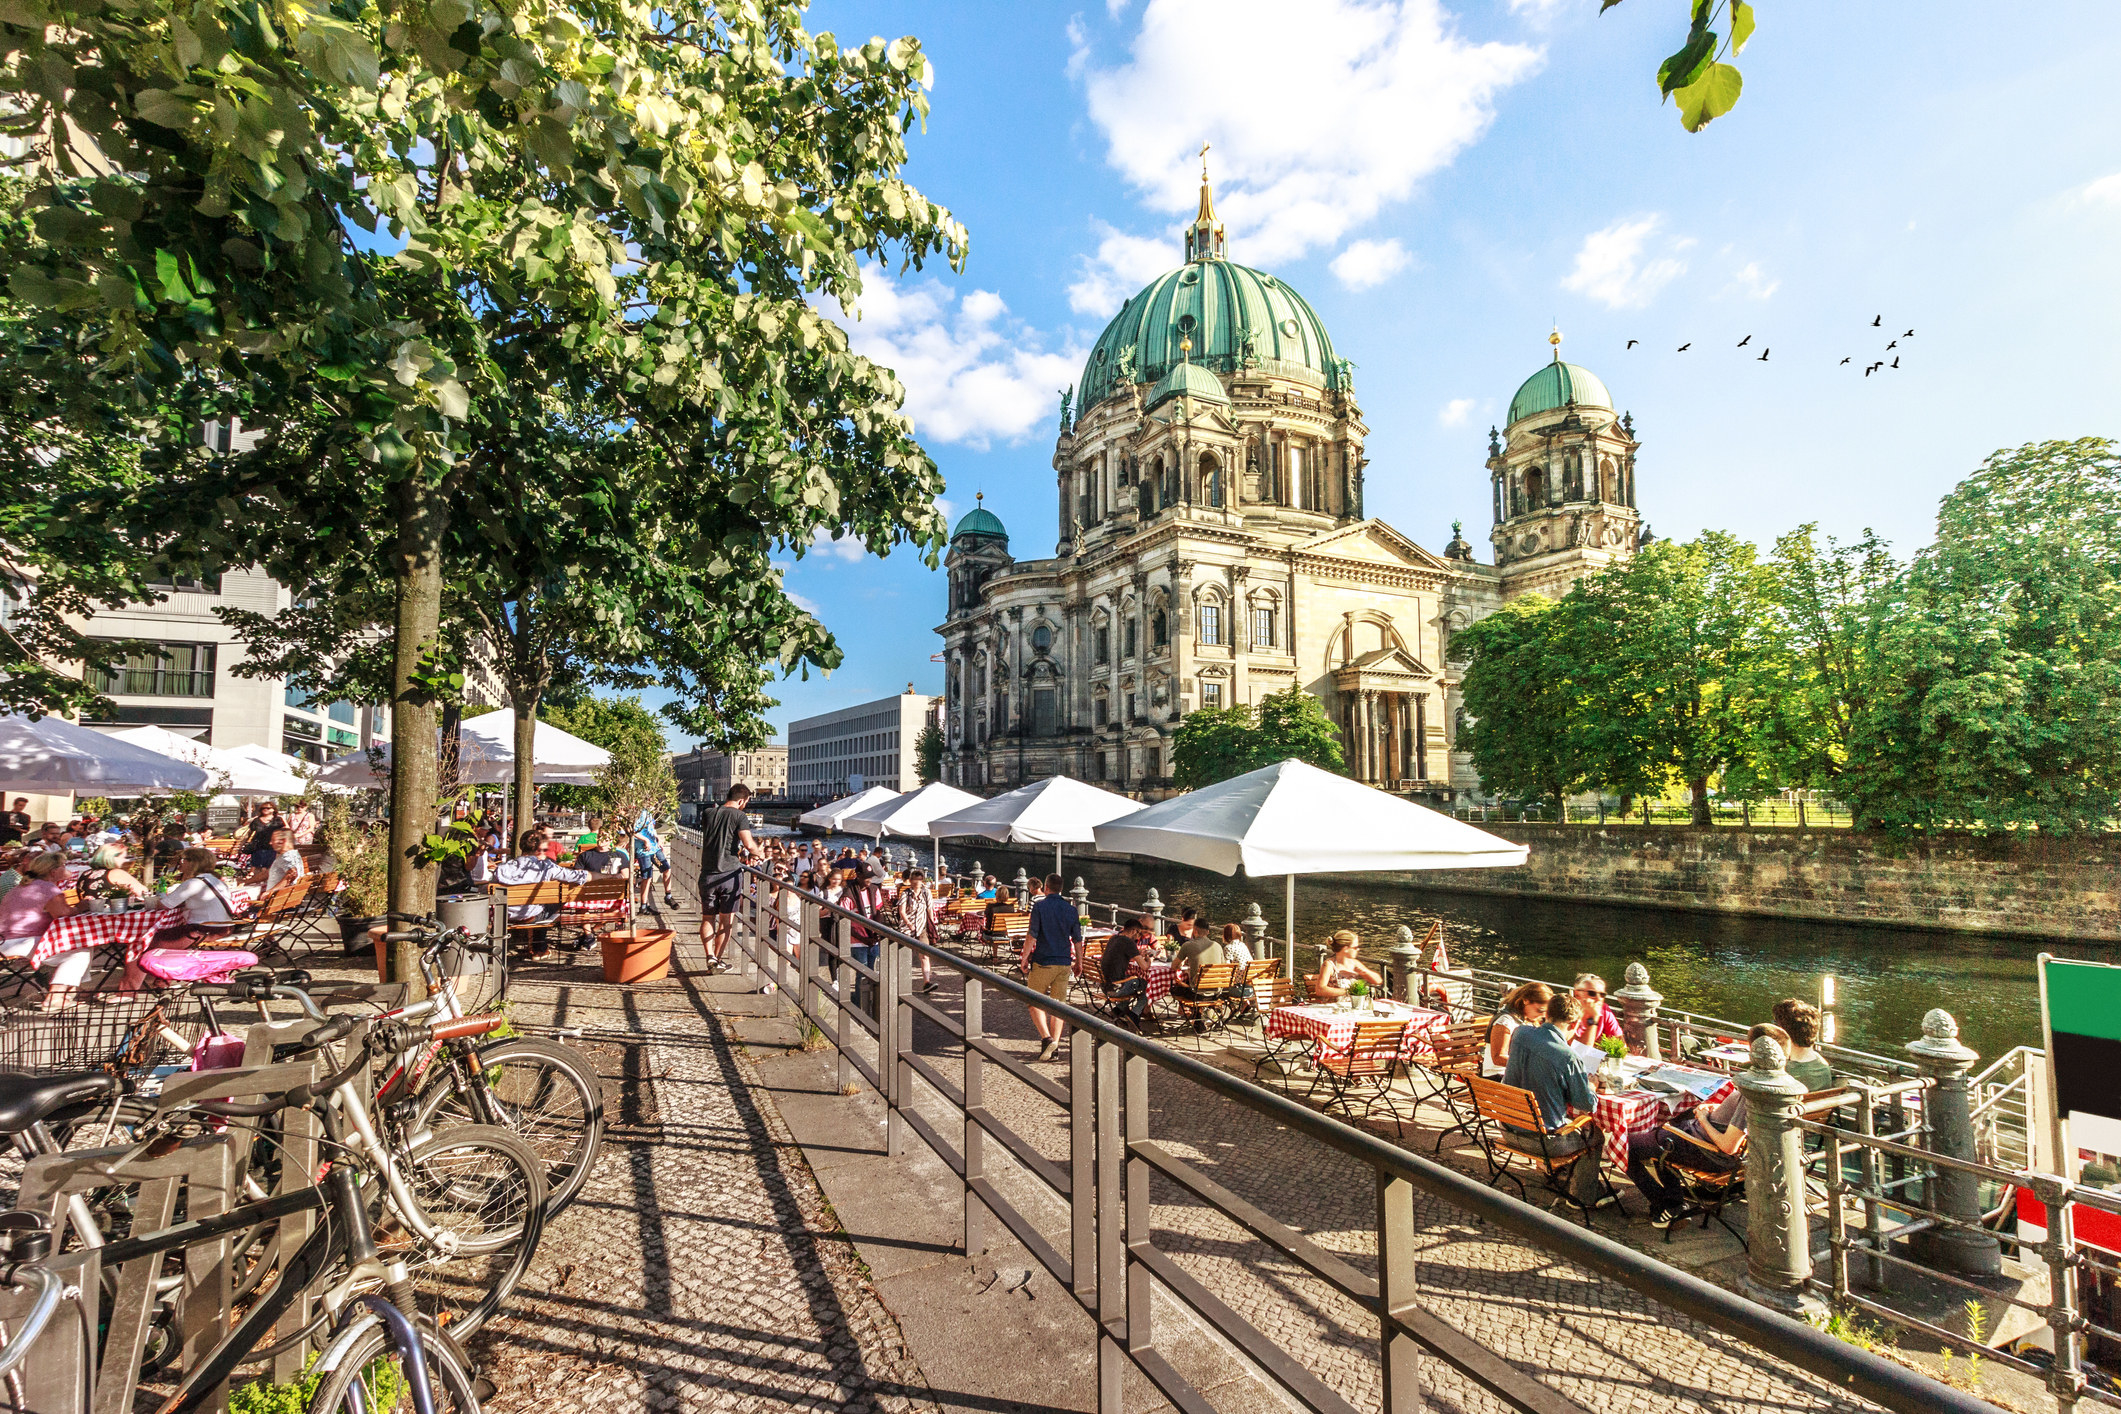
xmin=1199 ymin=141 xmax=1211 ymax=180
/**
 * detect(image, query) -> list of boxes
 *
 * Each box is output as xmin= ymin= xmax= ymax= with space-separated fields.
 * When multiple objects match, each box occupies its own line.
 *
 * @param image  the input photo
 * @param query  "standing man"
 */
xmin=1020 ymin=872 xmax=1082 ymax=1063
xmin=0 ymin=799 xmax=30 ymax=846
xmin=696 ymin=784 xmax=760 ymax=973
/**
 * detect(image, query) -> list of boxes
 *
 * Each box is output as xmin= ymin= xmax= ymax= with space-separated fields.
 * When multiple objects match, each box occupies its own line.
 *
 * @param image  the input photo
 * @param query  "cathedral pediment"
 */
xmin=1333 ymin=645 xmax=1434 ymax=685
xmin=1290 ymin=518 xmax=1455 ymax=573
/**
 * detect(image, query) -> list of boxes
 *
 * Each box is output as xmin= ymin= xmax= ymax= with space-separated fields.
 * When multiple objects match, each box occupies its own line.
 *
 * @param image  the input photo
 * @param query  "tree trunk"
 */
xmin=386 ymin=476 xmax=448 ymax=989
xmin=1689 ymin=775 xmax=1713 ymax=828
xmin=512 ymin=691 xmax=540 ymax=851
xmin=440 ymin=701 xmax=462 ymax=796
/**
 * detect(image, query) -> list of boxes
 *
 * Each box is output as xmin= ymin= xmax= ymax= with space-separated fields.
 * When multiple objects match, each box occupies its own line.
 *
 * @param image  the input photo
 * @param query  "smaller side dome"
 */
xmin=1145 ymin=361 xmax=1229 ymax=412
xmin=951 ymin=494 xmax=1008 ymax=543
xmin=1507 ymin=360 xmax=1612 ymax=427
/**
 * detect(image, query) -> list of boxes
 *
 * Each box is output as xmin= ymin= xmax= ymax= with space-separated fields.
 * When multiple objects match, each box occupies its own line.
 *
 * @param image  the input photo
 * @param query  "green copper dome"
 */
xmin=1145 ymin=360 xmax=1229 ymax=411
xmin=1079 ymin=260 xmax=1347 ymax=411
xmin=1507 ymin=360 xmax=1612 ymax=426
xmin=951 ymin=504 xmax=1007 ymax=541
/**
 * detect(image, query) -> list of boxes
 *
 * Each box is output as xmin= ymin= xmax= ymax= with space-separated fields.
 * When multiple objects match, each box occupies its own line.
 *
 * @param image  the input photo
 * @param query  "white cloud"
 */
xmin=834 ymin=265 xmax=1087 ymax=451
xmin=2074 ymin=172 xmax=2121 ymax=208
xmin=1068 ymin=222 xmax=1178 ymax=317
xmin=1106 ymin=0 xmax=1131 ymax=15
xmin=1074 ymin=0 xmax=1540 ymax=268
xmin=1729 ymin=260 xmax=1779 ymax=300
xmin=808 ymin=528 xmax=867 ymax=562
xmin=1561 ymin=215 xmax=1692 ymax=310
xmin=770 ymin=562 xmax=823 ymax=616
xmin=1505 ymin=0 xmax=1570 ymax=18
xmin=1330 ymin=237 xmax=1413 ymax=290
xmin=1438 ymin=397 xmax=1475 ymax=427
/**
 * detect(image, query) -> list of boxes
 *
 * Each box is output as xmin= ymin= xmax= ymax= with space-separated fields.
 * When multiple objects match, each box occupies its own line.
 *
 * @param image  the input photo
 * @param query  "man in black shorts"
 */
xmin=697 ymin=784 xmax=760 ymax=972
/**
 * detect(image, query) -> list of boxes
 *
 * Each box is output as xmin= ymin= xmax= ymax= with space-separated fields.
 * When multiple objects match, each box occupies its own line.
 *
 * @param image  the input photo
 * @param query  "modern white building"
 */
xmin=788 ymin=688 xmax=934 ymax=803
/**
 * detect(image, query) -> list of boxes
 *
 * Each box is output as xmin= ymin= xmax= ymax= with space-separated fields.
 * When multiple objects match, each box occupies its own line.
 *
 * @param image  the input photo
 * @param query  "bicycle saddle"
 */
xmin=0 ymin=1071 xmax=116 ymax=1133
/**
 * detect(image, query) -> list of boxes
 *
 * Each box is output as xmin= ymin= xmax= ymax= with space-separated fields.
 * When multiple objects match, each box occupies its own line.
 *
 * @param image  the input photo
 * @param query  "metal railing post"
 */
xmin=1826 ymin=1127 xmax=1850 ymax=1299
xmin=1856 ymin=1082 xmax=1884 ymax=1289
xmin=1377 ymin=1170 xmax=1424 ymax=1413
xmin=1071 ymin=1029 xmax=1094 ymax=1305
xmin=963 ymin=978 xmax=985 ymax=1256
xmin=1614 ymin=962 xmax=1663 ymax=1062
xmin=835 ymin=949 xmax=852 ymax=1095
xmin=2035 ymin=1173 xmax=2086 ymax=1411
xmin=1906 ymin=1009 xmax=2002 ymax=1275
xmin=1737 ymin=1033 xmax=1825 ymax=1317
xmin=799 ymin=899 xmax=821 ymax=1030
xmin=893 ymin=944 xmax=915 ymax=1159
xmin=1124 ymin=1051 xmax=1150 ymax=1358
xmin=883 ymin=934 xmax=904 ymax=1157
xmin=1096 ymin=1040 xmax=1123 ymax=1414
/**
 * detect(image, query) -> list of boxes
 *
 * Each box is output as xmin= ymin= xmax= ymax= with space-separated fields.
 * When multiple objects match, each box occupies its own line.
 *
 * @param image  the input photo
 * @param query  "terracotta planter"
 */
xmin=601 ymin=929 xmax=673 ymax=985
xmin=373 ymin=926 xmax=390 ymax=981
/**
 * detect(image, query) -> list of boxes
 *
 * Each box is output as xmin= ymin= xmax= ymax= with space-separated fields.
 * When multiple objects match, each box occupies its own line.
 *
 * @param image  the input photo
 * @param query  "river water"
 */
xmin=791 ymin=832 xmax=2109 ymax=1064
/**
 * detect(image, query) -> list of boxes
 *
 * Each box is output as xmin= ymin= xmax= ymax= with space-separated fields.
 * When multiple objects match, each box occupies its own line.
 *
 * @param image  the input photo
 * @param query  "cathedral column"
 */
xmin=1384 ymin=693 xmax=1401 ymax=787
xmin=1362 ymin=690 xmax=1380 ymax=784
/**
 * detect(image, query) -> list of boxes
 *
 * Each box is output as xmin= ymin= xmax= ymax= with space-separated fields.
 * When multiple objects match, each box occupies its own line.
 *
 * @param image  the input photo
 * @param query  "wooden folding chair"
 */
xmin=227 ymin=876 xmax=315 ymax=964
xmin=982 ymin=911 xmax=1029 ymax=963
xmin=1171 ymin=963 xmax=1240 ymax=1038
xmin=1228 ymin=959 xmax=1281 ymax=1027
xmin=1247 ymin=978 xmax=1312 ymax=1083
xmin=1658 ymin=1122 xmax=1748 ymax=1246
xmin=497 ymin=880 xmax=577 ymax=956
xmin=1464 ymin=1075 xmax=1614 ymax=1225
xmin=1410 ymin=1019 xmax=1491 ymax=1153
xmin=1304 ymin=1018 xmax=1412 ymax=1137
xmin=1069 ymin=939 xmax=1107 ymax=1008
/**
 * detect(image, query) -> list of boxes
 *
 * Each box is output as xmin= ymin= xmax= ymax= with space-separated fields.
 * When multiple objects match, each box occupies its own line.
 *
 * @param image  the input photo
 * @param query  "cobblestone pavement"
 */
xmin=466 ymin=903 xmax=938 ymax=1414
xmin=736 ymin=912 xmax=1895 ymax=1414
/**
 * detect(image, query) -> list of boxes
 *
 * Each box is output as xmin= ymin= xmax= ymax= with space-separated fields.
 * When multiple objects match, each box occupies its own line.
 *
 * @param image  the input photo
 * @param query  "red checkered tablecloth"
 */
xmin=1070 ymin=949 xmax=1178 ymax=1002
xmin=1593 ymin=1078 xmax=1735 ymax=1169
xmin=1265 ymin=1004 xmax=1449 ymax=1065
xmin=31 ymin=906 xmax=175 ymax=968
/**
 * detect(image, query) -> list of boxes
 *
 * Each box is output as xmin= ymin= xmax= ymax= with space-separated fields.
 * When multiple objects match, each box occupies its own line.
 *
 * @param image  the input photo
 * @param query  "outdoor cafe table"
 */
xmin=1592 ymin=1070 xmax=1736 ymax=1170
xmin=1071 ymin=946 xmax=1178 ymax=1003
xmin=31 ymin=905 xmax=176 ymax=970
xmin=1265 ymin=1002 xmax=1450 ymax=1065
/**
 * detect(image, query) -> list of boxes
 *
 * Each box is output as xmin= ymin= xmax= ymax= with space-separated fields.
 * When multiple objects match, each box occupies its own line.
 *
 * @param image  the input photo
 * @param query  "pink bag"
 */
xmin=139 ymin=948 xmax=260 ymax=984
xmin=190 ymin=1033 xmax=246 ymax=1071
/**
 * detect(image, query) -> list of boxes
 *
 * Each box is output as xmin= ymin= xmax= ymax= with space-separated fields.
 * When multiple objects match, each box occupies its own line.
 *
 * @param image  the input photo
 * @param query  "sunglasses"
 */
xmin=1576 ymin=987 xmax=1605 ymax=999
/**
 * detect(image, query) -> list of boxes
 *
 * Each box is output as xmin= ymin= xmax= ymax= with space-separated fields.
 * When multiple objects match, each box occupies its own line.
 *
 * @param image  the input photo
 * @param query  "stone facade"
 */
xmin=1417 ymin=825 xmax=2121 ymax=941
xmin=936 ymin=181 xmax=1643 ymax=799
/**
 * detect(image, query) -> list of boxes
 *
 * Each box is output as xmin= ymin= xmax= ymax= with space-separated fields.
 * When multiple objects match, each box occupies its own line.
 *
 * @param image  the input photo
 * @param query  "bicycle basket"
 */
xmin=0 ymin=994 xmax=208 ymax=1078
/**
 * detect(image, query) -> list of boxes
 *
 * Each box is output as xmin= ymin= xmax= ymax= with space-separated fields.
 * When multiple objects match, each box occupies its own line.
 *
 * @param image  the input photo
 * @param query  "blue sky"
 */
xmin=650 ymin=0 xmax=2121 ymax=748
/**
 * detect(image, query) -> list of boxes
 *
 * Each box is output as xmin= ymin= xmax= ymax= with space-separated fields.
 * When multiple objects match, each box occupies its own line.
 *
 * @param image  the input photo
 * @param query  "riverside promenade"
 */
xmin=462 ymin=889 xmax=2027 ymax=1414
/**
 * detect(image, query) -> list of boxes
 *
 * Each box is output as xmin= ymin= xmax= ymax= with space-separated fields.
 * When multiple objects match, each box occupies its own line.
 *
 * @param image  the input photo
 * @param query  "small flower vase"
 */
xmin=1597 ymin=1052 xmax=1627 ymax=1088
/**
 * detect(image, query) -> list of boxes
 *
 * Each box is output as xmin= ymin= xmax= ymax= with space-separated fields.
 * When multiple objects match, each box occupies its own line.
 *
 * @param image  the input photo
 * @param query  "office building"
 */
xmin=788 ymin=687 xmax=933 ymax=802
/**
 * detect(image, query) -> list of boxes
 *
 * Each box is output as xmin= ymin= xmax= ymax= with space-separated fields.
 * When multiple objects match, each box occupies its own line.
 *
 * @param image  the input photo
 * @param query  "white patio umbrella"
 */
xmin=840 ymin=781 xmax=983 ymax=875
xmin=925 ymin=776 xmax=1145 ymax=875
xmin=0 ymin=713 xmax=211 ymax=794
xmin=1091 ymin=759 xmax=1527 ymax=975
xmin=796 ymin=786 xmax=901 ymax=833
xmin=104 ymin=725 xmax=312 ymax=798
xmin=317 ymin=716 xmax=610 ymax=787
xmin=222 ymin=742 xmax=356 ymax=795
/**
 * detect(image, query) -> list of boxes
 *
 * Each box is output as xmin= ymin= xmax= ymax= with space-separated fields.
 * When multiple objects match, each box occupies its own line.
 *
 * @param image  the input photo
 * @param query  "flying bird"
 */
xmin=1627 ymin=339 xmax=1638 ymax=349
xmin=1840 ymin=357 xmax=1851 ymax=365
xmin=1677 ymin=342 xmax=1691 ymax=352
xmin=1887 ymin=340 xmax=1898 ymax=350
xmin=1903 ymin=329 xmax=1915 ymax=337
xmin=1872 ymin=315 xmax=1883 ymax=327
xmin=1736 ymin=335 xmax=1751 ymax=347
xmin=1865 ymin=365 xmax=1877 ymax=377
xmin=1891 ymin=357 xmax=1900 ymax=369
xmin=1757 ymin=348 xmax=1770 ymax=362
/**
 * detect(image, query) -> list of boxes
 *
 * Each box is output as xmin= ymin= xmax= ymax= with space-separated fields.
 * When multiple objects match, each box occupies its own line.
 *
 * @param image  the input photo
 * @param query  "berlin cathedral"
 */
xmin=935 ymin=168 xmax=1648 ymax=800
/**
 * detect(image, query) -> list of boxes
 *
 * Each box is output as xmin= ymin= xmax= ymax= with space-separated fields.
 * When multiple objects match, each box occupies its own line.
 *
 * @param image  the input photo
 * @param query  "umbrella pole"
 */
xmin=1285 ymin=874 xmax=1296 ymax=980
xmin=1055 ymin=841 xmax=1063 ymax=877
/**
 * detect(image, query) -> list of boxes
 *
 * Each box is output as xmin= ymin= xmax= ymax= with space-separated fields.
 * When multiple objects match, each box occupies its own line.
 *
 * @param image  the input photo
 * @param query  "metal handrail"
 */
xmin=678 ymin=832 xmax=1994 ymax=1414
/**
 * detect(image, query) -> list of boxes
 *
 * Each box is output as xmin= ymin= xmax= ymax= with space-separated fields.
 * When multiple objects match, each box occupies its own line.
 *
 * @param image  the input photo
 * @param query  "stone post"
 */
xmin=969 ymin=859 xmax=984 ymax=888
xmin=1241 ymin=903 xmax=1269 ymax=969
xmin=1737 ymin=1033 xmax=1826 ymax=1317
xmin=1388 ymin=926 xmax=1421 ymax=1004
xmin=1069 ymin=876 xmax=1090 ymax=914
xmin=1613 ymin=962 xmax=1664 ymax=1062
xmin=1143 ymin=888 xmax=1164 ymax=934
xmin=1907 ymin=1009 xmax=2003 ymax=1275
xmin=1013 ymin=866 xmax=1032 ymax=900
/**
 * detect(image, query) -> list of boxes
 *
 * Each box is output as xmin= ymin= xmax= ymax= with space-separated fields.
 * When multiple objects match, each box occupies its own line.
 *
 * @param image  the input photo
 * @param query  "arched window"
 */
xmin=1199 ymin=452 xmax=1223 ymax=508
xmin=1197 ymin=600 xmax=1223 ymax=646
xmin=1151 ymin=609 xmax=1169 ymax=650
xmin=1524 ymin=468 xmax=1544 ymax=510
xmin=1031 ymin=624 xmax=1053 ymax=653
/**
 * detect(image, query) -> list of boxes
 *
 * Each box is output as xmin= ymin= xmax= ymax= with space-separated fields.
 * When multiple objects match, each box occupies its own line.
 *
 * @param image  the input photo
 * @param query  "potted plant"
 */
xmin=321 ymin=795 xmax=388 ymax=954
xmin=1596 ymin=1035 xmax=1629 ymax=1088
xmin=1347 ymin=979 xmax=1372 ymax=1012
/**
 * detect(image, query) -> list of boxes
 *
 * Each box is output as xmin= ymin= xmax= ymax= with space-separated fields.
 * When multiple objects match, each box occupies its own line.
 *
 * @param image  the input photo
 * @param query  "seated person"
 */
xmin=84 ymin=842 xmax=153 ymax=902
xmin=1100 ymin=915 xmax=1154 ymax=1029
xmin=984 ymin=887 xmax=1016 ymax=931
xmin=1171 ymin=915 xmax=1231 ymax=1002
xmin=495 ymin=828 xmax=591 ymax=960
xmin=261 ymin=829 xmax=308 ymax=896
xmin=1626 ymin=1022 xmax=1782 ymax=1228
xmin=577 ymin=834 xmax=630 ymax=876
xmin=1485 ymin=981 xmax=1554 ymax=1079
xmin=1310 ymin=931 xmax=1383 ymax=1002
xmin=152 ymin=826 xmax=187 ymax=874
xmin=1772 ymin=999 xmax=1835 ymax=1092
xmin=1500 ymin=991 xmax=1607 ymax=1209
xmin=1564 ymin=973 xmax=1624 ymax=1047
xmin=1220 ymin=921 xmax=1254 ymax=970
xmin=976 ymin=875 xmax=999 ymax=901
xmin=0 ymin=852 xmax=94 ymax=1010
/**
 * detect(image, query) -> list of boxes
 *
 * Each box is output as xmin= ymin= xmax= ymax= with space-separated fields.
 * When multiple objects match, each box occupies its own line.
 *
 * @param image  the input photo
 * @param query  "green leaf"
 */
xmin=1657 ymin=31 xmax=1717 ymax=97
xmin=1674 ymin=62 xmax=1743 ymax=132
xmin=1729 ymin=0 xmax=1756 ymax=54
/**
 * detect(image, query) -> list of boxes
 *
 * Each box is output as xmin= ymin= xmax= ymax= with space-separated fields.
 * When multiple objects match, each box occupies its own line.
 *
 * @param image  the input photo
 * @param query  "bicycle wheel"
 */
xmin=411 ymin=1038 xmax=604 ymax=1215
xmin=304 ymin=1313 xmax=483 ymax=1413
xmin=380 ymin=1124 xmax=545 ymax=1341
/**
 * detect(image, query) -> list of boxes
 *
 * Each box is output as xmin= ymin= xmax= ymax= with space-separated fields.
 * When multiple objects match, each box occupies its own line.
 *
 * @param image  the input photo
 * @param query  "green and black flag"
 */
xmin=2043 ymin=959 xmax=2121 ymax=1152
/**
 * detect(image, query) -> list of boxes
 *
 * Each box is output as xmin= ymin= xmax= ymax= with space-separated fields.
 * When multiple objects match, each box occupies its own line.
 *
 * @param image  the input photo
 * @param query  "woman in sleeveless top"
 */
xmin=1485 ymin=981 xmax=1554 ymax=1079
xmin=1310 ymin=931 xmax=1383 ymax=1002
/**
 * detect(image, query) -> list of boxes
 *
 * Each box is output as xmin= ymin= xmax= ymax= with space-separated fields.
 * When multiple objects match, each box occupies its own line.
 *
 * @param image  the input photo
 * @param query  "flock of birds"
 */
xmin=1622 ymin=317 xmax=1913 ymax=374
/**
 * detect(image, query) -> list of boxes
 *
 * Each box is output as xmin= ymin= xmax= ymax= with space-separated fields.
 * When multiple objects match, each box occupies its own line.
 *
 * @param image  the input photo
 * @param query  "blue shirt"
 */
xmin=1501 ymin=1023 xmax=1595 ymax=1132
xmin=1027 ymin=894 xmax=1082 ymax=967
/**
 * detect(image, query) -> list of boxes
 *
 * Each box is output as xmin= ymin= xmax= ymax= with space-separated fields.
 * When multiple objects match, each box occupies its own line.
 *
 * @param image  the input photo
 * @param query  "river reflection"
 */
xmin=794 ymin=831 xmax=2109 ymax=1063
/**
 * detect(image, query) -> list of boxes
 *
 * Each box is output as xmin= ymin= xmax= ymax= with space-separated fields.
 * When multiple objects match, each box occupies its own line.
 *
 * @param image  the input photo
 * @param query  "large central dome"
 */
xmin=1079 ymin=261 xmax=1346 ymax=411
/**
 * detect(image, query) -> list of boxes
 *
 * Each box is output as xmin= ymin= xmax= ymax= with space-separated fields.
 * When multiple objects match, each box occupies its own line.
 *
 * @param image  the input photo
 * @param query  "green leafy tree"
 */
xmin=914 ymin=722 xmax=943 ymax=785
xmin=1602 ymin=0 xmax=1756 ymax=132
xmin=1569 ymin=532 xmax=1774 ymax=825
xmin=1847 ymin=439 xmax=2121 ymax=834
xmin=1171 ymin=686 xmax=1345 ymax=790
xmin=5 ymin=4 xmax=965 ymax=949
xmin=1450 ymin=593 xmax=1590 ymax=819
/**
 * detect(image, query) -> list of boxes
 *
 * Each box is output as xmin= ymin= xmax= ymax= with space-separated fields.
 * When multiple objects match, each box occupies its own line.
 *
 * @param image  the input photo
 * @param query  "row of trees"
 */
xmin=0 ymin=1 xmax=965 ymax=974
xmin=1452 ymin=438 xmax=2121 ymax=835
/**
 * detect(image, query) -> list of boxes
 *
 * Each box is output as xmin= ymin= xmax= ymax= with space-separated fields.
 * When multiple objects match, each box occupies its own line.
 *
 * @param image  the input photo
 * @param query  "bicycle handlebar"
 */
xmin=0 ymin=1265 xmax=62 ymax=1380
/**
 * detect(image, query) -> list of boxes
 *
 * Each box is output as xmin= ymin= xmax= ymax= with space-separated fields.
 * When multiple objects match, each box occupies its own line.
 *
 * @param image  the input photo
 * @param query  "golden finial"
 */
xmin=1549 ymin=325 xmax=1563 ymax=361
xmin=1199 ymin=141 xmax=1211 ymax=182
xmin=1180 ymin=335 xmax=1193 ymax=361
